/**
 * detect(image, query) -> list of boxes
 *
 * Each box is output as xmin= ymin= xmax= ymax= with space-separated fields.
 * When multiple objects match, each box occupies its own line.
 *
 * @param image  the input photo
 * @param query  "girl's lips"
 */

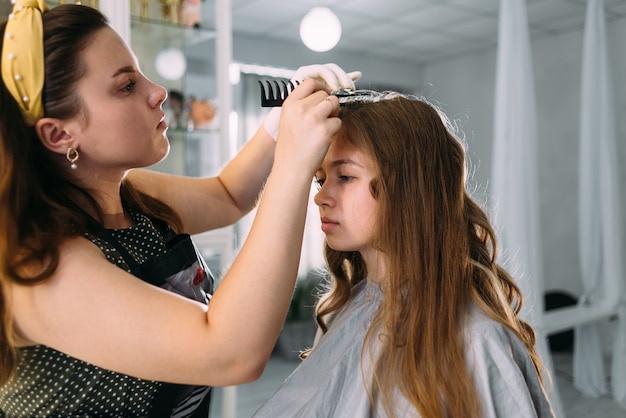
xmin=320 ymin=217 xmax=338 ymax=233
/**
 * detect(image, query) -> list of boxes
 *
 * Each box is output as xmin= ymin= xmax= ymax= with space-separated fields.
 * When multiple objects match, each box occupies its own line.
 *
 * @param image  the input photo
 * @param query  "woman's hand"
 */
xmin=273 ymin=78 xmax=341 ymax=176
xmin=263 ymin=63 xmax=360 ymax=141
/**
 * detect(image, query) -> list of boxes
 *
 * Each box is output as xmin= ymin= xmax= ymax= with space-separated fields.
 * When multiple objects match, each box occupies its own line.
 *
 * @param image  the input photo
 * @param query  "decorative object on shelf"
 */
xmin=189 ymin=97 xmax=216 ymax=130
xmin=159 ymin=0 xmax=179 ymax=24
xmin=58 ymin=0 xmax=98 ymax=7
xmin=155 ymin=47 xmax=186 ymax=80
xmin=134 ymin=0 xmax=203 ymax=26
xmin=164 ymin=89 xmax=187 ymax=129
xmin=179 ymin=0 xmax=202 ymax=28
xmin=299 ymin=7 xmax=342 ymax=52
xmin=139 ymin=0 xmax=150 ymax=20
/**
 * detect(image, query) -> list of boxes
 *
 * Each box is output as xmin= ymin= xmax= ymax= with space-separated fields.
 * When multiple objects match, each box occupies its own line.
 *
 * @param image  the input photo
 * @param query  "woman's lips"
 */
xmin=158 ymin=114 xmax=168 ymax=131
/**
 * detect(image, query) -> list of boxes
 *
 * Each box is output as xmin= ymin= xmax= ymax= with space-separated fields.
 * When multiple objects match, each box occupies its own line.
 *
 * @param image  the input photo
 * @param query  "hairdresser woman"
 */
xmin=0 ymin=2 xmax=359 ymax=417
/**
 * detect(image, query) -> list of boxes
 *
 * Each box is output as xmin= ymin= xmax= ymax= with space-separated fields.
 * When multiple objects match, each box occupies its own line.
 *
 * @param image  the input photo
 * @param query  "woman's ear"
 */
xmin=35 ymin=117 xmax=74 ymax=154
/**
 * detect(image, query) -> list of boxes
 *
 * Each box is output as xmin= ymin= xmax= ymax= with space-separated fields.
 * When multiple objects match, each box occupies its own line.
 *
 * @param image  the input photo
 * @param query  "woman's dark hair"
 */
xmin=0 ymin=4 xmax=181 ymax=385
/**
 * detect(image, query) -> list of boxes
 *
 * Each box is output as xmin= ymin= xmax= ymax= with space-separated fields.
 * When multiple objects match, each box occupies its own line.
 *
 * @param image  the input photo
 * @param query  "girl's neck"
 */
xmin=361 ymin=249 xmax=386 ymax=283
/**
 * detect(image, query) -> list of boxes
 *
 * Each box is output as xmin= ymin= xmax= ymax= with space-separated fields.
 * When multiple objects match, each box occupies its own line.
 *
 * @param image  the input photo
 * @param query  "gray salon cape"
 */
xmin=253 ymin=280 xmax=555 ymax=418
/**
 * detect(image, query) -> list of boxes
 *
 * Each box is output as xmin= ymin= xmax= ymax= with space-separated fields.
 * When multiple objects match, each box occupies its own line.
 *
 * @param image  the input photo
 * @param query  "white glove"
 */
xmin=263 ymin=63 xmax=362 ymax=141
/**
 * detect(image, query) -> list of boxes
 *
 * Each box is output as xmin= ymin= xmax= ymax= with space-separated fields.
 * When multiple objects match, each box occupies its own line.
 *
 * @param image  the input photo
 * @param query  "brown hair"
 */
xmin=313 ymin=93 xmax=545 ymax=417
xmin=0 ymin=5 xmax=181 ymax=385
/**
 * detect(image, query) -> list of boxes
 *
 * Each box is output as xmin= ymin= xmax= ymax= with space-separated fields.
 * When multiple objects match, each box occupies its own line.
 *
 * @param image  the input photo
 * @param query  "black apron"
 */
xmin=99 ymin=221 xmax=215 ymax=418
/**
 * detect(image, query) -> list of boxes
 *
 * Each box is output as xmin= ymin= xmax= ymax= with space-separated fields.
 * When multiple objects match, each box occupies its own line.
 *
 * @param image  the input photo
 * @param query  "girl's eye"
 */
xmin=314 ymin=176 xmax=325 ymax=190
xmin=339 ymin=175 xmax=354 ymax=182
xmin=121 ymin=80 xmax=136 ymax=93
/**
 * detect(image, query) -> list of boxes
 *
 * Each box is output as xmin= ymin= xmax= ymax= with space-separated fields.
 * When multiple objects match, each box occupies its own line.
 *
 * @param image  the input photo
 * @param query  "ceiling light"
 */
xmin=299 ymin=7 xmax=342 ymax=52
xmin=155 ymin=48 xmax=187 ymax=81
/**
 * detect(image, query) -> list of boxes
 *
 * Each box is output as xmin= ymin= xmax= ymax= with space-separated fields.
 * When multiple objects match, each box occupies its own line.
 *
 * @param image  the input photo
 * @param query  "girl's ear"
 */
xmin=35 ymin=117 xmax=75 ymax=154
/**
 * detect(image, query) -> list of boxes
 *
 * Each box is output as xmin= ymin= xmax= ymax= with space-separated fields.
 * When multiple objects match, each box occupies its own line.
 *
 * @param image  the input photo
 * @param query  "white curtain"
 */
xmin=491 ymin=1 xmax=563 ymax=415
xmin=491 ymin=0 xmax=542 ymax=324
xmin=574 ymin=0 xmax=625 ymax=401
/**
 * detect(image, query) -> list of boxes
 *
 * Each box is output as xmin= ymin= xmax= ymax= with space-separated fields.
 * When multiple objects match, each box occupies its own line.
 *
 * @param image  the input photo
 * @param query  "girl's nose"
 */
xmin=314 ymin=185 xmax=333 ymax=207
xmin=313 ymin=190 xmax=322 ymax=207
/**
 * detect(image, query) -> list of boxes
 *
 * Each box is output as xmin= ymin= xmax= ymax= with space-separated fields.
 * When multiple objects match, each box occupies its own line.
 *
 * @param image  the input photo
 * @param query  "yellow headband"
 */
xmin=1 ymin=0 xmax=49 ymax=126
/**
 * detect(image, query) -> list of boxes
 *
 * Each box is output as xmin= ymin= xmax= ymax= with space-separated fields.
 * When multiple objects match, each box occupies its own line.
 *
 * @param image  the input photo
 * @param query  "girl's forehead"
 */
xmin=323 ymin=141 xmax=375 ymax=170
xmin=325 ymin=140 xmax=359 ymax=161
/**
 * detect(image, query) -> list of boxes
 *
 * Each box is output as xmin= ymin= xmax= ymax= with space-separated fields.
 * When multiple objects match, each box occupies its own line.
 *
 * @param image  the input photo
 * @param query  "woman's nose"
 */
xmin=150 ymin=82 xmax=168 ymax=108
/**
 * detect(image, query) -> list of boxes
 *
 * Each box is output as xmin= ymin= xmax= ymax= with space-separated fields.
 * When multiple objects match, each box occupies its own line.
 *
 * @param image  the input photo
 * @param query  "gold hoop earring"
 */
xmin=66 ymin=147 xmax=79 ymax=170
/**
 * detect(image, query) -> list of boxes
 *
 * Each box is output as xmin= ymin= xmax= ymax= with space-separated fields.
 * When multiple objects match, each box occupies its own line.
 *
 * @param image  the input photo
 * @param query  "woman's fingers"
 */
xmin=275 ymin=79 xmax=341 ymax=171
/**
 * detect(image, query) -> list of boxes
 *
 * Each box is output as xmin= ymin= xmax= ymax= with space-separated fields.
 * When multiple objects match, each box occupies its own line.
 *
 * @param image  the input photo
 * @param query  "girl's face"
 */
xmin=314 ymin=139 xmax=378 ymax=257
xmin=62 ymin=27 xmax=169 ymax=181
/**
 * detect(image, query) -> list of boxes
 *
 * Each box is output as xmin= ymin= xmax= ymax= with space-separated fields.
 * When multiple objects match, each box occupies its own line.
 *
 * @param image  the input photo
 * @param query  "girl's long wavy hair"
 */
xmin=313 ymin=93 xmax=546 ymax=417
xmin=0 ymin=5 xmax=181 ymax=385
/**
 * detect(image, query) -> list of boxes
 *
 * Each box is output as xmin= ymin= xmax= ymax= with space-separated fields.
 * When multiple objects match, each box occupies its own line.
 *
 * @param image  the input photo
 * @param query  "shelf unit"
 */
xmin=129 ymin=2 xmax=223 ymax=178
xmin=122 ymin=2 xmax=235 ymax=285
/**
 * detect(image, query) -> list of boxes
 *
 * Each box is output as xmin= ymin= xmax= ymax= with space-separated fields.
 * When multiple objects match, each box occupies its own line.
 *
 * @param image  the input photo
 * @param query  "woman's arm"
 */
xmin=11 ymin=79 xmax=341 ymax=388
xmin=127 ymin=125 xmax=275 ymax=234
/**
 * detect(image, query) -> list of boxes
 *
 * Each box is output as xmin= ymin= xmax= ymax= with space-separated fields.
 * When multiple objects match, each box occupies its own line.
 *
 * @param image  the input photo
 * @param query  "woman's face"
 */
xmin=62 ymin=26 xmax=169 ymax=180
xmin=314 ymin=139 xmax=378 ymax=256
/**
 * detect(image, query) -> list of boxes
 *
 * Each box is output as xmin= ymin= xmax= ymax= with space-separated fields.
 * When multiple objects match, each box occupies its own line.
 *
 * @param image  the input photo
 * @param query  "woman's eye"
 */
xmin=339 ymin=175 xmax=354 ymax=182
xmin=314 ymin=176 xmax=325 ymax=189
xmin=121 ymin=80 xmax=136 ymax=93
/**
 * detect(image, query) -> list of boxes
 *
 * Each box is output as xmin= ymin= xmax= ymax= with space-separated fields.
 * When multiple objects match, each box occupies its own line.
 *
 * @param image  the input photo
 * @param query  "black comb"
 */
xmin=259 ymin=79 xmax=374 ymax=107
xmin=259 ymin=80 xmax=300 ymax=107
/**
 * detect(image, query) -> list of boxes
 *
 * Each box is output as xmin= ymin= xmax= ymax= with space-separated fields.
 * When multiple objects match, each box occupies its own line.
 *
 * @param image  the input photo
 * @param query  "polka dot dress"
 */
xmin=0 ymin=212 xmax=186 ymax=417
xmin=94 ymin=210 xmax=172 ymax=273
xmin=0 ymin=346 xmax=159 ymax=417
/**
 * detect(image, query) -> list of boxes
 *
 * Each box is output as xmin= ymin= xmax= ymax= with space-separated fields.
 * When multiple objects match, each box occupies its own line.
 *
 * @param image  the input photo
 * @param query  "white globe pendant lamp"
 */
xmin=299 ymin=7 xmax=342 ymax=52
xmin=155 ymin=47 xmax=187 ymax=81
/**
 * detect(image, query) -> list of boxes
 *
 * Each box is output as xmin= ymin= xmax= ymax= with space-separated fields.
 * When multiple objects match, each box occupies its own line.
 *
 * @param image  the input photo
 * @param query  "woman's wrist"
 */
xmin=262 ymin=107 xmax=281 ymax=142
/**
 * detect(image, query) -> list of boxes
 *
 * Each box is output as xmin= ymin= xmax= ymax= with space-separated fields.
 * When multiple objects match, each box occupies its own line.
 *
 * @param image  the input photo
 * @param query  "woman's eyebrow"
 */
xmin=112 ymin=66 xmax=135 ymax=78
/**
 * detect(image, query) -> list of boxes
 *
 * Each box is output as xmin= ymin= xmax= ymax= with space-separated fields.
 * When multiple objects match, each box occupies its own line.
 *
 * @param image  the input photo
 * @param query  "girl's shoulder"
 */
xmin=463 ymin=305 xmax=542 ymax=385
xmin=466 ymin=304 xmax=520 ymax=333
xmin=464 ymin=307 xmax=556 ymax=417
